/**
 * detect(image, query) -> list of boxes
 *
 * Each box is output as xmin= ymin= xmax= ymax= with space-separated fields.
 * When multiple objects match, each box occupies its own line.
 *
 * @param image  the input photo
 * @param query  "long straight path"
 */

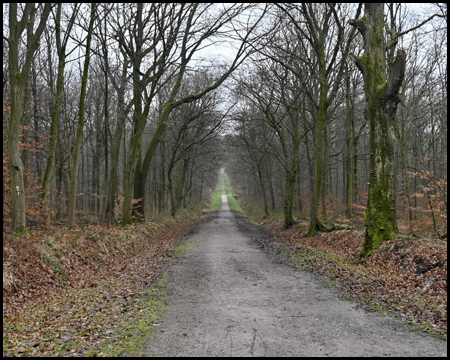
xmin=142 ymin=173 xmax=446 ymax=357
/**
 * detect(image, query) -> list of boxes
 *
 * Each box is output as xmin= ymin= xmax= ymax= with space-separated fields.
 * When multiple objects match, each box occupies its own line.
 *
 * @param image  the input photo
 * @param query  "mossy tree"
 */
xmin=348 ymin=4 xmax=403 ymax=257
xmin=6 ymin=3 xmax=52 ymax=234
xmin=348 ymin=3 xmax=443 ymax=256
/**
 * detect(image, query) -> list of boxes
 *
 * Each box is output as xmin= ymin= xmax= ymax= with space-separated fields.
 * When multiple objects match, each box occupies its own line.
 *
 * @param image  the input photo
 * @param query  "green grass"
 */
xmin=227 ymin=195 xmax=243 ymax=212
xmin=222 ymin=173 xmax=243 ymax=212
xmin=209 ymin=175 xmax=223 ymax=210
xmin=210 ymin=196 xmax=222 ymax=210
xmin=223 ymin=173 xmax=233 ymax=195
xmin=102 ymin=274 xmax=169 ymax=357
xmin=209 ymin=173 xmax=244 ymax=212
xmin=173 ymin=237 xmax=199 ymax=258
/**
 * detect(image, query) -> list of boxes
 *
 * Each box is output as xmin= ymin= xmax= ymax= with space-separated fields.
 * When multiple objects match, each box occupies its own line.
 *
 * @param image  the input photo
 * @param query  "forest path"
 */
xmin=141 ymin=175 xmax=446 ymax=357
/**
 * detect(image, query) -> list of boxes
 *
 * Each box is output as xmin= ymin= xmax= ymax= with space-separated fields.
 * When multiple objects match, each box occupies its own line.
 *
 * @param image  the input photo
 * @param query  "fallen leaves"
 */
xmin=3 ymin=213 xmax=213 ymax=357
xmin=253 ymin=215 xmax=447 ymax=339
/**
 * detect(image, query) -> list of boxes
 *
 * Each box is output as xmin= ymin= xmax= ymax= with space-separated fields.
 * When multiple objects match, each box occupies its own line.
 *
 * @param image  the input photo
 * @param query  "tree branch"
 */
xmin=383 ymin=49 xmax=406 ymax=103
xmin=385 ymin=13 xmax=445 ymax=50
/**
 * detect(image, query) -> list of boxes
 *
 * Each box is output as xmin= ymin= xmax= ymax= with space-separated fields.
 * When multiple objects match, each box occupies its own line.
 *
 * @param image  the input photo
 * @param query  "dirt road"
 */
xmin=141 ymin=175 xmax=446 ymax=357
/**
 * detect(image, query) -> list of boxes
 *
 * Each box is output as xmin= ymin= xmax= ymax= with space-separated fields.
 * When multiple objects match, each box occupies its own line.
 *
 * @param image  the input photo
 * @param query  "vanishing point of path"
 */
xmin=142 ymin=174 xmax=447 ymax=357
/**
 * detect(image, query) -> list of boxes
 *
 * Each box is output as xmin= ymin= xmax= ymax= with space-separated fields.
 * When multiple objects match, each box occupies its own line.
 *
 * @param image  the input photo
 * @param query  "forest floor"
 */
xmin=3 ymin=211 xmax=213 ymax=357
xmin=136 ymin=199 xmax=446 ymax=356
xmin=2 ymin=206 xmax=447 ymax=356
xmin=247 ymin=213 xmax=447 ymax=340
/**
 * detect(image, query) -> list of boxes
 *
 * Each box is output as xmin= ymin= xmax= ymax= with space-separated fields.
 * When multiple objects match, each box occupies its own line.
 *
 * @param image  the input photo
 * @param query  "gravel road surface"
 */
xmin=141 ymin=174 xmax=447 ymax=357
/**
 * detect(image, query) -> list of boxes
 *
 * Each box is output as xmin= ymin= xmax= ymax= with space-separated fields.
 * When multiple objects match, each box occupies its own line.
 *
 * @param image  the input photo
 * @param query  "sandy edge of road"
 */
xmin=138 ymin=199 xmax=447 ymax=357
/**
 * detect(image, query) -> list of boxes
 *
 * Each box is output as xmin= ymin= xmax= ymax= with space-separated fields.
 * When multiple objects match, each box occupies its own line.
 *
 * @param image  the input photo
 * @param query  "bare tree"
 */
xmin=67 ymin=3 xmax=97 ymax=227
xmin=5 ymin=3 xmax=52 ymax=233
xmin=41 ymin=4 xmax=79 ymax=211
xmin=117 ymin=4 xmax=269 ymax=224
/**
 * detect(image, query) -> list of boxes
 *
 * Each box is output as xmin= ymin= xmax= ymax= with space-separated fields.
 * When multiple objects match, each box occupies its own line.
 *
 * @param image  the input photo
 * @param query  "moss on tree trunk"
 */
xmin=349 ymin=3 xmax=405 ymax=257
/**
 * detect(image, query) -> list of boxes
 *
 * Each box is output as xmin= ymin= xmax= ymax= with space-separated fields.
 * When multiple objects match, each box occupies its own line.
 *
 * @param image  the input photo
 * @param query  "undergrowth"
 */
xmin=3 ymin=209 xmax=213 ymax=357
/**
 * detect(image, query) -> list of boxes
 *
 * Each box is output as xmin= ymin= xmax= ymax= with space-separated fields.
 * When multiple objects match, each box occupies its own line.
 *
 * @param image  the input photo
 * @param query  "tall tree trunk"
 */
xmin=256 ymin=165 xmax=269 ymax=217
xmin=41 ymin=50 xmax=65 ymax=207
xmin=158 ymin=138 xmax=165 ymax=213
xmin=41 ymin=4 xmax=78 ymax=214
xmin=306 ymin=71 xmax=327 ymax=236
xmin=101 ymin=44 xmax=109 ymax=224
xmin=174 ymin=158 xmax=190 ymax=215
xmin=304 ymin=133 xmax=315 ymax=194
xmin=106 ymin=52 xmax=128 ymax=222
xmin=349 ymin=3 xmax=405 ymax=256
xmin=68 ymin=3 xmax=96 ymax=227
xmin=32 ymin=61 xmax=41 ymax=182
xmin=284 ymin=170 xmax=296 ymax=227
xmin=121 ymin=57 xmax=149 ymax=225
xmin=353 ymin=133 xmax=359 ymax=204
xmin=8 ymin=67 xmax=28 ymax=233
xmin=345 ymin=67 xmax=354 ymax=218
xmin=21 ymin=54 xmax=32 ymax=190
xmin=269 ymin=170 xmax=276 ymax=211
xmin=132 ymin=153 xmax=144 ymax=219
xmin=7 ymin=3 xmax=51 ymax=234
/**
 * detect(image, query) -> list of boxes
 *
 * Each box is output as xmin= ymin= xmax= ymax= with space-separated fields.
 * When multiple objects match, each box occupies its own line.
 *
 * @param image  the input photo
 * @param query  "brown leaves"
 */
xmin=3 ymin=214 xmax=212 ymax=357
xmin=257 ymin=215 xmax=447 ymax=339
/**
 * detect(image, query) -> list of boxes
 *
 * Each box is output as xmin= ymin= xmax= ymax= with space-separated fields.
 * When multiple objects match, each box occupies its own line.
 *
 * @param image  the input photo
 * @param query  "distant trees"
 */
xmin=231 ymin=4 xmax=362 ymax=229
xmin=40 ymin=4 xmax=79 ymax=212
xmin=274 ymin=3 xmax=362 ymax=235
xmin=164 ymin=71 xmax=228 ymax=217
xmin=67 ymin=3 xmax=96 ymax=228
xmin=233 ymin=61 xmax=305 ymax=227
xmin=110 ymin=4 xmax=268 ymax=224
xmin=2 ymin=3 xmax=446 ymax=246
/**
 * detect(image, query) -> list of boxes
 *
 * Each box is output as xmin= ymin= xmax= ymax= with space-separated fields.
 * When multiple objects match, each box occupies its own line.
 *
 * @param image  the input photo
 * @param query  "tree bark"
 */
xmin=68 ymin=3 xmax=96 ymax=227
xmin=349 ymin=3 xmax=405 ymax=257
xmin=41 ymin=4 xmax=78 ymax=212
xmin=7 ymin=3 xmax=51 ymax=234
xmin=306 ymin=73 xmax=327 ymax=236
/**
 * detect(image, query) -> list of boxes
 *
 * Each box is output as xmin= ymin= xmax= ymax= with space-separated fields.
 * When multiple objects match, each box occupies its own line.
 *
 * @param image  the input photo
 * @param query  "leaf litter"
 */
xmin=3 ymin=213 xmax=214 ymax=357
xmin=249 ymin=214 xmax=447 ymax=340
